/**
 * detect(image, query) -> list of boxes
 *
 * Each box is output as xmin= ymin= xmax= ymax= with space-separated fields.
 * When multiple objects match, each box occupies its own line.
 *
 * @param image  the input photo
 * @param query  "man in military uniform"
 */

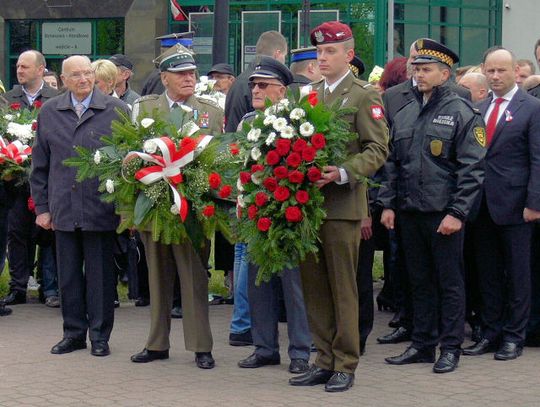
xmin=289 ymin=47 xmax=321 ymax=90
xmin=289 ymin=21 xmax=389 ymax=392
xmin=141 ymin=32 xmax=194 ymax=97
xmin=130 ymin=48 xmax=223 ymax=369
xmin=378 ymin=39 xmax=486 ymax=373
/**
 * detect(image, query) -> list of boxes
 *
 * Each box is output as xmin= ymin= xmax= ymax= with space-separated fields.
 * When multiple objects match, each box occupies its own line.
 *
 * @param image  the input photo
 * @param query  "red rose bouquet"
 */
xmin=236 ymin=91 xmax=358 ymax=283
xmin=0 ymin=101 xmax=41 ymax=182
xmin=65 ymin=108 xmax=236 ymax=247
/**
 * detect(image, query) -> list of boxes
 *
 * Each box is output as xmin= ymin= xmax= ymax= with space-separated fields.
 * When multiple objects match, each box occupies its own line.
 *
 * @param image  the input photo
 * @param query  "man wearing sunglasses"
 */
xmin=236 ymin=57 xmax=312 ymax=376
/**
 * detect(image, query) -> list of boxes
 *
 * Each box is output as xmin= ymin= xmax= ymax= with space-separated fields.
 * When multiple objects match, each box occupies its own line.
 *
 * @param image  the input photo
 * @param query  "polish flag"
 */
xmin=171 ymin=0 xmax=188 ymax=21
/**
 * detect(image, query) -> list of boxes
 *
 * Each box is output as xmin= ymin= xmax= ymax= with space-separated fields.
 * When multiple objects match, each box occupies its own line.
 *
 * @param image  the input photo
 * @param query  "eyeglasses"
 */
xmin=248 ymin=81 xmax=283 ymax=90
xmin=67 ymin=70 xmax=95 ymax=80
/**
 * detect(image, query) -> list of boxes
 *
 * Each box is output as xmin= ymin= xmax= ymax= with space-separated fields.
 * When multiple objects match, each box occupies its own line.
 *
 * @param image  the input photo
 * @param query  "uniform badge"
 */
xmin=417 ymin=39 xmax=424 ymax=49
xmin=314 ymin=30 xmax=324 ymax=44
xmin=199 ymin=112 xmax=210 ymax=129
xmin=430 ymin=140 xmax=443 ymax=156
xmin=473 ymin=127 xmax=486 ymax=147
xmin=371 ymin=105 xmax=384 ymax=120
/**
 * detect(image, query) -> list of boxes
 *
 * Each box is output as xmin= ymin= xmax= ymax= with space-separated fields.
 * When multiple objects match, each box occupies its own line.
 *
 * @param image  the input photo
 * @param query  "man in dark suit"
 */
xmin=289 ymin=21 xmax=388 ymax=392
xmin=31 ymin=55 xmax=129 ymax=357
xmin=463 ymin=47 xmax=540 ymax=360
xmin=224 ymin=31 xmax=288 ymax=132
xmin=0 ymin=50 xmax=59 ymax=306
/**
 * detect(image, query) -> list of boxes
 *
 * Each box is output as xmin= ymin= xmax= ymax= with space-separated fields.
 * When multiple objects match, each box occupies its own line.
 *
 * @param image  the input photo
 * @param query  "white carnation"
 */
xmin=272 ymin=117 xmax=288 ymax=132
xmin=264 ymin=106 xmax=276 ymax=117
xmin=143 ymin=140 xmax=158 ymax=154
xmin=250 ymin=146 xmax=262 ymax=161
xmin=105 ymin=179 xmax=115 ymax=194
xmin=263 ymin=115 xmax=277 ymax=126
xmin=290 ymin=108 xmax=306 ymax=121
xmin=3 ymin=114 xmax=14 ymax=121
xmin=6 ymin=122 xmax=33 ymax=144
xmin=199 ymin=75 xmax=209 ymax=84
xmin=247 ymin=128 xmax=262 ymax=142
xmin=170 ymin=204 xmax=179 ymax=214
xmin=279 ymin=98 xmax=290 ymax=108
xmin=265 ymin=132 xmax=277 ymax=146
xmin=93 ymin=150 xmax=101 ymax=165
xmin=280 ymin=126 xmax=295 ymax=139
xmin=140 ymin=118 xmax=154 ymax=129
xmin=299 ymin=122 xmax=315 ymax=137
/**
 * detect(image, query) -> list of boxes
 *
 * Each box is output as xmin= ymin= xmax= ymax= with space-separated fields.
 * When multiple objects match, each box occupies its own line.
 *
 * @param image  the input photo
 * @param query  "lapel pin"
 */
xmin=504 ymin=110 xmax=513 ymax=122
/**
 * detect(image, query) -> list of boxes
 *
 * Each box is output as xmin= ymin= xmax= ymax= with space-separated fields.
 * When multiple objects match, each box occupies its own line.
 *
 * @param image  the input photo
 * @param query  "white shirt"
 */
xmin=165 ymin=92 xmax=187 ymax=109
xmin=484 ymin=85 xmax=518 ymax=124
xmin=22 ymin=81 xmax=44 ymax=105
xmin=324 ymin=70 xmax=353 ymax=185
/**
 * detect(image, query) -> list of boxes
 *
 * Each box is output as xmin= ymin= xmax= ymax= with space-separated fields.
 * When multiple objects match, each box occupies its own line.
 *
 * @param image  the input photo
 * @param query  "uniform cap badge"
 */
xmin=314 ymin=30 xmax=324 ymax=43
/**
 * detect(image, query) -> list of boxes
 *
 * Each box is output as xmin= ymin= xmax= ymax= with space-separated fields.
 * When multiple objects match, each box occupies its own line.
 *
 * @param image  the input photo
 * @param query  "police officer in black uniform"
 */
xmin=378 ymin=39 xmax=486 ymax=373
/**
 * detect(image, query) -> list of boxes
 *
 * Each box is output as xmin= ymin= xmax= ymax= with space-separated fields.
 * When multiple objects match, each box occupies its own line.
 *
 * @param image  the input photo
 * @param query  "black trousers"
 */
xmin=527 ymin=224 xmax=540 ymax=336
xmin=472 ymin=205 xmax=532 ymax=344
xmin=400 ymin=211 xmax=465 ymax=352
xmin=55 ymin=230 xmax=116 ymax=342
xmin=391 ymin=223 xmax=413 ymax=330
xmin=7 ymin=187 xmax=36 ymax=294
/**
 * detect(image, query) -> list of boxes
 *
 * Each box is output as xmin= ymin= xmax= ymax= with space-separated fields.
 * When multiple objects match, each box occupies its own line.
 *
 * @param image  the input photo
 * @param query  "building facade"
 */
xmin=0 ymin=1 xmax=536 ymax=92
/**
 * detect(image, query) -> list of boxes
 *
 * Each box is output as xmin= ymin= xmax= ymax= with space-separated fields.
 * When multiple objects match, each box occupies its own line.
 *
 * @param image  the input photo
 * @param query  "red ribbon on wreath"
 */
xmin=0 ymin=137 xmax=32 ymax=164
xmin=124 ymin=135 xmax=213 ymax=221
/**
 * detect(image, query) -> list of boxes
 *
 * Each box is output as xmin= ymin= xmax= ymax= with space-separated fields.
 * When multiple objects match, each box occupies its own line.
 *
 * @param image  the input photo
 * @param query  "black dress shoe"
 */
xmin=51 ymin=338 xmax=87 ymax=354
xmin=114 ymin=300 xmax=120 ymax=308
xmin=1 ymin=291 xmax=26 ymax=305
xmin=433 ymin=351 xmax=460 ymax=373
xmin=131 ymin=348 xmax=169 ymax=363
xmin=195 ymin=352 xmax=215 ymax=369
xmin=91 ymin=341 xmax=110 ymax=357
xmin=325 ymin=372 xmax=354 ymax=392
xmin=229 ymin=330 xmax=253 ymax=346
xmin=462 ymin=338 xmax=497 ymax=356
xmin=289 ymin=365 xmax=333 ymax=386
xmin=377 ymin=327 xmax=411 ymax=344
xmin=171 ymin=306 xmax=183 ymax=319
xmin=135 ymin=297 xmax=150 ymax=307
xmin=494 ymin=342 xmax=523 ymax=361
xmin=238 ymin=352 xmax=279 ymax=368
xmin=289 ymin=358 xmax=309 ymax=374
xmin=0 ymin=304 xmax=12 ymax=316
xmin=385 ymin=346 xmax=435 ymax=365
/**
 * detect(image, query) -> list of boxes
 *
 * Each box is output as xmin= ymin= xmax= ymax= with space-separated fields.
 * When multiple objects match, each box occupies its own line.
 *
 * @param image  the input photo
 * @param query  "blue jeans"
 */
xmin=229 ymin=243 xmax=250 ymax=334
xmin=40 ymin=245 xmax=58 ymax=298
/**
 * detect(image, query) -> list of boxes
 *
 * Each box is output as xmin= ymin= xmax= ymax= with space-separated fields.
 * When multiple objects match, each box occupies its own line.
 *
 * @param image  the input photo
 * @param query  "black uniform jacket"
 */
xmin=378 ymin=83 xmax=486 ymax=221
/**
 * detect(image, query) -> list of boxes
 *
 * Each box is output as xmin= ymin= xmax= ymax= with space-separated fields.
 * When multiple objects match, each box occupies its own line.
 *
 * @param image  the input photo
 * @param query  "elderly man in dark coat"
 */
xmin=30 ymin=55 xmax=129 ymax=357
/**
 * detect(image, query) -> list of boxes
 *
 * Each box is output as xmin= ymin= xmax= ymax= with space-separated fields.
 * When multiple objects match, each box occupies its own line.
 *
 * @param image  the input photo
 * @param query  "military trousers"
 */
xmin=300 ymin=220 xmax=361 ymax=374
xmin=399 ymin=211 xmax=465 ymax=352
xmin=140 ymin=232 xmax=213 ymax=352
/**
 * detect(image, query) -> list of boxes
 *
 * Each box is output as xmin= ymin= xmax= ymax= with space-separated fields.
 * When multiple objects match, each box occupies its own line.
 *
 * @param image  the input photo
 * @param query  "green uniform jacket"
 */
xmin=311 ymin=72 xmax=389 ymax=220
xmin=132 ymin=92 xmax=224 ymax=135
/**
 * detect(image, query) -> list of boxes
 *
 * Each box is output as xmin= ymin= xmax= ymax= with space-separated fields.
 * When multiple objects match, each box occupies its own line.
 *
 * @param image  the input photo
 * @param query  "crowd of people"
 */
xmin=0 ymin=19 xmax=539 ymax=393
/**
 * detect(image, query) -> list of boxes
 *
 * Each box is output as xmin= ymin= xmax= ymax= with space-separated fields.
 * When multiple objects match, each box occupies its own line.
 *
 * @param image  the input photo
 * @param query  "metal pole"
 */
xmin=212 ymin=0 xmax=229 ymax=64
xmin=387 ymin=0 xmax=394 ymax=61
xmin=302 ymin=0 xmax=311 ymax=48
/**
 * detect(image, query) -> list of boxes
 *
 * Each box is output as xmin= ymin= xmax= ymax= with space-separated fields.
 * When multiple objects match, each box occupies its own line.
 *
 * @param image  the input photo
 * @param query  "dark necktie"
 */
xmin=171 ymin=102 xmax=179 ymax=112
xmin=486 ymin=97 xmax=504 ymax=145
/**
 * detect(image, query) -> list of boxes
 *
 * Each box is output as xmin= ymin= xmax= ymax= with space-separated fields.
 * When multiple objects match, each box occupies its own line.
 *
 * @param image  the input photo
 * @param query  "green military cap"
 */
xmin=159 ymin=51 xmax=197 ymax=72
xmin=153 ymin=43 xmax=194 ymax=68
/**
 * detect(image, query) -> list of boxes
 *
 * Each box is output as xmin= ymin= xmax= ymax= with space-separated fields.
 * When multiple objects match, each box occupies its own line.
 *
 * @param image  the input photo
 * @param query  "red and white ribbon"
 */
xmin=124 ymin=135 xmax=213 ymax=221
xmin=0 ymin=137 xmax=32 ymax=165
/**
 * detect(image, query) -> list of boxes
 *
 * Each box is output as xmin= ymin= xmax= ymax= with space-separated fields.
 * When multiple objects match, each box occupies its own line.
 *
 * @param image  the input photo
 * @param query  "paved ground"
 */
xmin=1 ymin=291 xmax=540 ymax=407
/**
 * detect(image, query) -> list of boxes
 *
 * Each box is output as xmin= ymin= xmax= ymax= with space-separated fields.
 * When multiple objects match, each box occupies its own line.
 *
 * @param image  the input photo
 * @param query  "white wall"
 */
xmin=501 ymin=1 xmax=540 ymax=64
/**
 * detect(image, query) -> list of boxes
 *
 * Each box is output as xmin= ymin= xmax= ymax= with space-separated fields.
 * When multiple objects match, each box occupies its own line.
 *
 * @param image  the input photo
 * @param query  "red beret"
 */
xmin=310 ymin=21 xmax=353 ymax=46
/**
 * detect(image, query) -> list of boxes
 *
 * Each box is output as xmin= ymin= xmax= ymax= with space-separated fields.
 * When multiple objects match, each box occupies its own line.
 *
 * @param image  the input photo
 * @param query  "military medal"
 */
xmin=430 ymin=139 xmax=443 ymax=156
xmin=199 ymin=112 xmax=210 ymax=129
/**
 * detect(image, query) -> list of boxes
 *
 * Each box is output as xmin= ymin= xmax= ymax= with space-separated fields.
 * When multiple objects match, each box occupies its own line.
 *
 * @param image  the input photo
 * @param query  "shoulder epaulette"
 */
xmin=196 ymin=96 xmax=221 ymax=110
xmin=134 ymin=94 xmax=159 ymax=104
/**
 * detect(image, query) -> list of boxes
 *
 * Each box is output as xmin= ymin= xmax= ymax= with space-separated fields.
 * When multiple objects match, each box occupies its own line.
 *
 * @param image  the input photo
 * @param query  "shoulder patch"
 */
xmin=473 ymin=126 xmax=486 ymax=147
xmin=370 ymin=105 xmax=384 ymax=120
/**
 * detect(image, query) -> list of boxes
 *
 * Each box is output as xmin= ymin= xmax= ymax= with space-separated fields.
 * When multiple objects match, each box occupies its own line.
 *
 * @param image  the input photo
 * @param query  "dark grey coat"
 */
xmin=30 ymin=88 xmax=129 ymax=231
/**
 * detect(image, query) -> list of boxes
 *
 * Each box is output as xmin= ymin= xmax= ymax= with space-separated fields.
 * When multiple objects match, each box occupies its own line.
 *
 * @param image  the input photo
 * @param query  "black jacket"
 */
xmin=224 ymin=59 xmax=260 ymax=132
xmin=2 ymin=82 xmax=59 ymax=108
xmin=378 ymin=83 xmax=486 ymax=220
